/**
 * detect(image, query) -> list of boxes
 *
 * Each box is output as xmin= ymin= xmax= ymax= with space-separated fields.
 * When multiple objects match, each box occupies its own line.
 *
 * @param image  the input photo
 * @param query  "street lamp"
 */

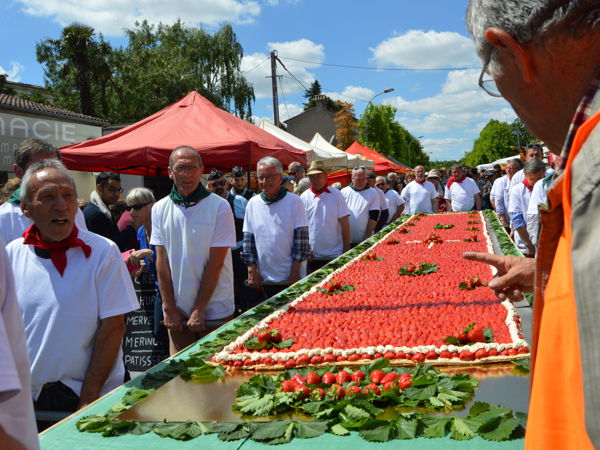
xmin=363 ymin=88 xmax=394 ymax=144
xmin=407 ymin=135 xmax=424 ymax=168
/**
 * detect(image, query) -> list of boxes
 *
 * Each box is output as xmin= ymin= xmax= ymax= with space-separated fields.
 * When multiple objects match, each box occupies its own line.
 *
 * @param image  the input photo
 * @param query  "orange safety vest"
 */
xmin=524 ymin=112 xmax=600 ymax=449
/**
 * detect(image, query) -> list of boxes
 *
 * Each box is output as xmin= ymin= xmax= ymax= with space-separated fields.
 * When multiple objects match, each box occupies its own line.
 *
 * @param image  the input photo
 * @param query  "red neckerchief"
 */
xmin=522 ymin=179 xmax=534 ymax=192
xmin=446 ymin=176 xmax=464 ymax=189
xmin=22 ymin=224 xmax=92 ymax=276
xmin=414 ymin=178 xmax=426 ymax=184
xmin=310 ymin=185 xmax=331 ymax=197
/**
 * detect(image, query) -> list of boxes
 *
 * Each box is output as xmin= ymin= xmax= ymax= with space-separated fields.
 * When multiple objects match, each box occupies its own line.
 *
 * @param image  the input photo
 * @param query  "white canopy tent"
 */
xmin=477 ymin=155 xmax=521 ymax=171
xmin=309 ymin=132 xmax=374 ymax=169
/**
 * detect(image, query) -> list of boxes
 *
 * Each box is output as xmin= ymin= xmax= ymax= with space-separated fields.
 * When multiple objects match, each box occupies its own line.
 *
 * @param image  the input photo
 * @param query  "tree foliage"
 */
xmin=0 ymin=74 xmax=16 ymax=95
xmin=303 ymin=80 xmax=321 ymax=107
xmin=334 ymin=102 xmax=358 ymax=150
xmin=463 ymin=119 xmax=523 ymax=167
xmin=36 ymin=21 xmax=255 ymax=123
xmin=358 ymin=104 xmax=428 ymax=167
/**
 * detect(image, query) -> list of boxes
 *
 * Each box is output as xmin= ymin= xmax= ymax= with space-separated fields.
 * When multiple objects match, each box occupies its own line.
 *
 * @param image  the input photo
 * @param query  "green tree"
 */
xmin=36 ymin=21 xmax=255 ymax=123
xmin=463 ymin=119 xmax=516 ymax=166
xmin=36 ymin=23 xmax=112 ymax=117
xmin=358 ymin=104 xmax=428 ymax=167
xmin=510 ymin=118 xmax=535 ymax=149
xmin=303 ymin=80 xmax=321 ymax=109
xmin=0 ymin=74 xmax=16 ymax=95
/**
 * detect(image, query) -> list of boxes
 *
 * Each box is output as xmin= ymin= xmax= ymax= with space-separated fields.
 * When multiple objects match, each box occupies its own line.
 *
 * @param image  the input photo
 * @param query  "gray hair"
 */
xmin=507 ymin=158 xmax=524 ymax=169
xmin=376 ymin=175 xmax=387 ymax=184
xmin=352 ymin=166 xmax=368 ymax=175
xmin=15 ymin=138 xmax=60 ymax=171
xmin=288 ymin=161 xmax=304 ymax=173
xmin=331 ymin=182 xmax=342 ymax=190
xmin=466 ymin=1 xmax=600 ymax=73
xmin=169 ymin=146 xmax=202 ymax=168
xmin=524 ymin=158 xmax=547 ymax=175
xmin=125 ymin=187 xmax=155 ymax=205
xmin=451 ymin=163 xmax=463 ymax=171
xmin=20 ymin=159 xmax=75 ymax=204
xmin=257 ymin=156 xmax=283 ymax=174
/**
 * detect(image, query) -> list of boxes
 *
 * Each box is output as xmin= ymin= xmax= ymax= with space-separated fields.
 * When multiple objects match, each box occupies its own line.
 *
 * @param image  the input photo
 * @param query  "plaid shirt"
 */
xmin=242 ymin=226 xmax=310 ymax=266
xmin=560 ymin=71 xmax=600 ymax=168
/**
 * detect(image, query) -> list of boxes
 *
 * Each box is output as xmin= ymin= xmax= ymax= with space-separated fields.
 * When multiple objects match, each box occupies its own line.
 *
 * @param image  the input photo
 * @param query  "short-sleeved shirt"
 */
xmin=491 ymin=175 xmax=509 ymax=214
xmin=151 ymin=194 xmax=236 ymax=319
xmin=444 ymin=177 xmax=480 ymax=211
xmin=0 ymin=238 xmax=39 ymax=450
xmin=301 ymin=187 xmax=350 ymax=260
xmin=384 ymin=189 xmax=405 ymax=222
xmin=341 ymin=187 xmax=380 ymax=243
xmin=401 ymin=181 xmax=437 ymax=214
xmin=527 ymin=179 xmax=549 ymax=216
xmin=0 ymin=201 xmax=87 ymax=245
xmin=243 ymin=192 xmax=308 ymax=283
xmin=6 ymin=230 xmax=139 ymax=400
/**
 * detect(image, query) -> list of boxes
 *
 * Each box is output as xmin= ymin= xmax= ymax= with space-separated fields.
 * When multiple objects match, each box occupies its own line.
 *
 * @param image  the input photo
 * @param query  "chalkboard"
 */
xmin=122 ymin=270 xmax=169 ymax=372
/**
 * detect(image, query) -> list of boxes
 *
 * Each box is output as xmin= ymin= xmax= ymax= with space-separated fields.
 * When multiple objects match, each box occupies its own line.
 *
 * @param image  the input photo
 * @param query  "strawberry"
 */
xmin=459 ymin=350 xmax=475 ymax=361
xmin=411 ymin=352 xmax=426 ymax=363
xmin=305 ymin=371 xmax=320 ymax=385
xmin=383 ymin=351 xmax=396 ymax=360
xmin=474 ymin=348 xmax=488 ymax=359
xmin=369 ymin=370 xmax=384 ymax=384
xmin=257 ymin=331 xmax=271 ymax=343
xmin=363 ymin=384 xmax=380 ymax=395
xmin=284 ymin=359 xmax=296 ymax=369
xmin=291 ymin=374 xmax=306 ymax=385
xmin=440 ymin=350 xmax=452 ymax=359
xmin=269 ymin=330 xmax=282 ymax=343
xmin=466 ymin=327 xmax=485 ymax=343
xmin=295 ymin=384 xmax=310 ymax=399
xmin=383 ymin=381 xmax=396 ymax=391
xmin=328 ymin=384 xmax=345 ymax=399
xmin=323 ymin=353 xmax=336 ymax=363
xmin=336 ymin=370 xmax=351 ymax=384
xmin=425 ymin=350 xmax=439 ymax=360
xmin=311 ymin=387 xmax=325 ymax=399
xmin=380 ymin=372 xmax=398 ymax=384
xmin=282 ymin=380 xmax=297 ymax=392
xmin=347 ymin=353 xmax=360 ymax=362
xmin=310 ymin=355 xmax=323 ymax=365
xmin=322 ymin=372 xmax=336 ymax=385
xmin=351 ymin=370 xmax=365 ymax=383
xmin=398 ymin=377 xmax=412 ymax=390
xmin=345 ymin=385 xmax=361 ymax=397
xmin=296 ymin=354 xmax=310 ymax=365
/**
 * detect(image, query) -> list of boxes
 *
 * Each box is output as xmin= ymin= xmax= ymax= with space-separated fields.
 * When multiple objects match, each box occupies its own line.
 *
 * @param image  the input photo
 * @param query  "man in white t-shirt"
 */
xmin=152 ymin=146 xmax=236 ymax=355
xmin=526 ymin=174 xmax=551 ymax=249
xmin=0 ymin=238 xmax=39 ymax=449
xmin=341 ymin=167 xmax=380 ymax=244
xmin=375 ymin=176 xmax=405 ymax=223
xmin=400 ymin=165 xmax=438 ymax=214
xmin=508 ymin=159 xmax=547 ymax=257
xmin=6 ymin=159 xmax=138 ymax=415
xmin=508 ymin=144 xmax=543 ymax=190
xmin=242 ymin=156 xmax=310 ymax=299
xmin=0 ymin=138 xmax=87 ymax=245
xmin=444 ymin=164 xmax=482 ymax=211
xmin=490 ymin=159 xmax=522 ymax=229
xmin=301 ymin=161 xmax=350 ymax=273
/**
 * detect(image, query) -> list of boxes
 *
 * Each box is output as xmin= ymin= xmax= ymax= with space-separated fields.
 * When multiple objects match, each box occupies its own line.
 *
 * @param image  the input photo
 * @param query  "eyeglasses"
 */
xmin=209 ymin=179 xmax=227 ymax=187
xmin=375 ymin=183 xmax=385 ymax=187
xmin=126 ymin=202 xmax=150 ymax=211
xmin=257 ymin=174 xmax=281 ymax=181
xmin=478 ymin=51 xmax=502 ymax=98
xmin=172 ymin=165 xmax=201 ymax=174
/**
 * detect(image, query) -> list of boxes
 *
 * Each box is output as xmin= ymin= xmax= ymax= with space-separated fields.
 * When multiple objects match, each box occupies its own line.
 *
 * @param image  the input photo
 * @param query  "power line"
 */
xmin=278 ymin=56 xmax=479 ymax=72
xmin=243 ymin=56 xmax=270 ymax=74
xmin=276 ymin=57 xmax=311 ymax=92
xmin=278 ymin=74 xmax=290 ymax=120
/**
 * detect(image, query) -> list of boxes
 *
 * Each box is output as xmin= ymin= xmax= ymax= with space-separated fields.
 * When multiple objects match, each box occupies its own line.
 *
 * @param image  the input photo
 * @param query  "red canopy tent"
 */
xmin=327 ymin=142 xmax=410 ymax=185
xmin=60 ymin=91 xmax=307 ymax=175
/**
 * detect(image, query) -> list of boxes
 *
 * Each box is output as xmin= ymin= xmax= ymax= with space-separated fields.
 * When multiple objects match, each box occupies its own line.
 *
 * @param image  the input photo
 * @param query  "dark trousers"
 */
xmin=308 ymin=259 xmax=331 ymax=274
xmin=232 ymin=248 xmax=262 ymax=315
xmin=262 ymin=284 xmax=288 ymax=299
xmin=34 ymin=381 xmax=79 ymax=431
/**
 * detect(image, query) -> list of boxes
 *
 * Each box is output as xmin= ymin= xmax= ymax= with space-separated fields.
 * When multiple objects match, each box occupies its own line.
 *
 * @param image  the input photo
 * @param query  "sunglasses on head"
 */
xmin=126 ymin=202 xmax=150 ymax=211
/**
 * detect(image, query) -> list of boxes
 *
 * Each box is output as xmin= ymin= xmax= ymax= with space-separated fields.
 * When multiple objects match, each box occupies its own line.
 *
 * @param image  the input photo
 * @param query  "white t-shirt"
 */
xmin=374 ymin=187 xmax=386 ymax=211
xmin=151 ymin=194 xmax=236 ymax=319
xmin=490 ymin=175 xmax=508 ymax=214
xmin=510 ymin=169 xmax=525 ymax=189
xmin=401 ymin=181 xmax=437 ymax=214
xmin=384 ymin=189 xmax=405 ymax=223
xmin=444 ymin=177 xmax=480 ymax=211
xmin=301 ymin=187 xmax=350 ymax=260
xmin=243 ymin=192 xmax=308 ymax=283
xmin=0 ymin=201 xmax=87 ymax=245
xmin=341 ymin=186 xmax=380 ymax=243
xmin=0 ymin=238 xmax=39 ymax=450
xmin=508 ymin=182 xmax=533 ymax=252
xmin=6 ymin=230 xmax=139 ymax=401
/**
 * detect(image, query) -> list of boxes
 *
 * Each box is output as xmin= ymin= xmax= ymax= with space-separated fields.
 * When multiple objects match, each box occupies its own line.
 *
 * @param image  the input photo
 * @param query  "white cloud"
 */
xmin=241 ymin=38 xmax=324 ymax=99
xmin=371 ymin=30 xmax=479 ymax=69
xmin=0 ymin=62 xmax=25 ymax=82
xmin=16 ymin=0 xmax=261 ymax=36
xmin=278 ymin=102 xmax=303 ymax=121
xmin=422 ymin=137 xmax=473 ymax=161
xmin=325 ymin=86 xmax=375 ymax=104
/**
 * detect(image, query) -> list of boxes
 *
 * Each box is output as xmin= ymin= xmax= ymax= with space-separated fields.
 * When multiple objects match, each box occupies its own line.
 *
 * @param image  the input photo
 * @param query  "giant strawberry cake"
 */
xmin=211 ymin=212 xmax=529 ymax=370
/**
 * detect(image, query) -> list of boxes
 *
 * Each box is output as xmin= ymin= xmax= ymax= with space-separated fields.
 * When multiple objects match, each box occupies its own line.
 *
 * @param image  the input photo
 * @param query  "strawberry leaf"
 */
xmin=273 ymin=338 xmax=293 ymax=349
xmin=483 ymin=328 xmax=495 ymax=343
xmin=463 ymin=322 xmax=476 ymax=334
xmin=293 ymin=421 xmax=327 ymax=439
xmin=330 ymin=423 xmax=350 ymax=436
xmin=244 ymin=336 xmax=268 ymax=350
xmin=479 ymin=416 xmax=520 ymax=441
xmin=443 ymin=336 xmax=461 ymax=345
xmin=358 ymin=422 xmax=394 ymax=442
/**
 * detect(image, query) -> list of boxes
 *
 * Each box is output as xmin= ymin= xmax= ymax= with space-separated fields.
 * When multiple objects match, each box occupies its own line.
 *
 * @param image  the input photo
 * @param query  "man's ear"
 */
xmin=20 ymin=200 xmax=31 ymax=219
xmin=485 ymin=27 xmax=535 ymax=82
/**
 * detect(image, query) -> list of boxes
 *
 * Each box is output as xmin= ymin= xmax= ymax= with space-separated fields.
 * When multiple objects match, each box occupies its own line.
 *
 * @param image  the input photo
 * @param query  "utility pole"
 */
xmin=270 ymin=50 xmax=280 ymax=127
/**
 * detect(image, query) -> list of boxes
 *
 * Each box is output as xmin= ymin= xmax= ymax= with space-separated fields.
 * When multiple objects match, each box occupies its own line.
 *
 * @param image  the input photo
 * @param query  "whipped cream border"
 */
xmin=213 ymin=212 xmax=529 ymax=364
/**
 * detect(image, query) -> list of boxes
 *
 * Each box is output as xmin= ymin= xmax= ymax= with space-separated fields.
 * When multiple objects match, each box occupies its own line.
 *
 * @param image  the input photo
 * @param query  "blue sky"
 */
xmin=0 ymin=0 xmax=516 ymax=161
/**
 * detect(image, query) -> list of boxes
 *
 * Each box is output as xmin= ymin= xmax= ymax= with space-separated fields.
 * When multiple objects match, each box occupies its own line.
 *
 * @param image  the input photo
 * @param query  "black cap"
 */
xmin=232 ymin=166 xmax=244 ymax=177
xmin=208 ymin=168 xmax=224 ymax=181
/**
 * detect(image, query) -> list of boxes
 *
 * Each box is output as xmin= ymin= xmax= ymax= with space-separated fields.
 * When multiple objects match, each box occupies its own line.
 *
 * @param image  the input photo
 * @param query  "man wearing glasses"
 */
xmin=242 ymin=156 xmax=309 ymax=299
xmin=152 ymin=146 xmax=235 ymax=355
xmin=288 ymin=161 xmax=309 ymax=195
xmin=465 ymin=1 xmax=600 ymax=446
xmin=207 ymin=169 xmax=255 ymax=314
xmin=83 ymin=172 xmax=132 ymax=251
